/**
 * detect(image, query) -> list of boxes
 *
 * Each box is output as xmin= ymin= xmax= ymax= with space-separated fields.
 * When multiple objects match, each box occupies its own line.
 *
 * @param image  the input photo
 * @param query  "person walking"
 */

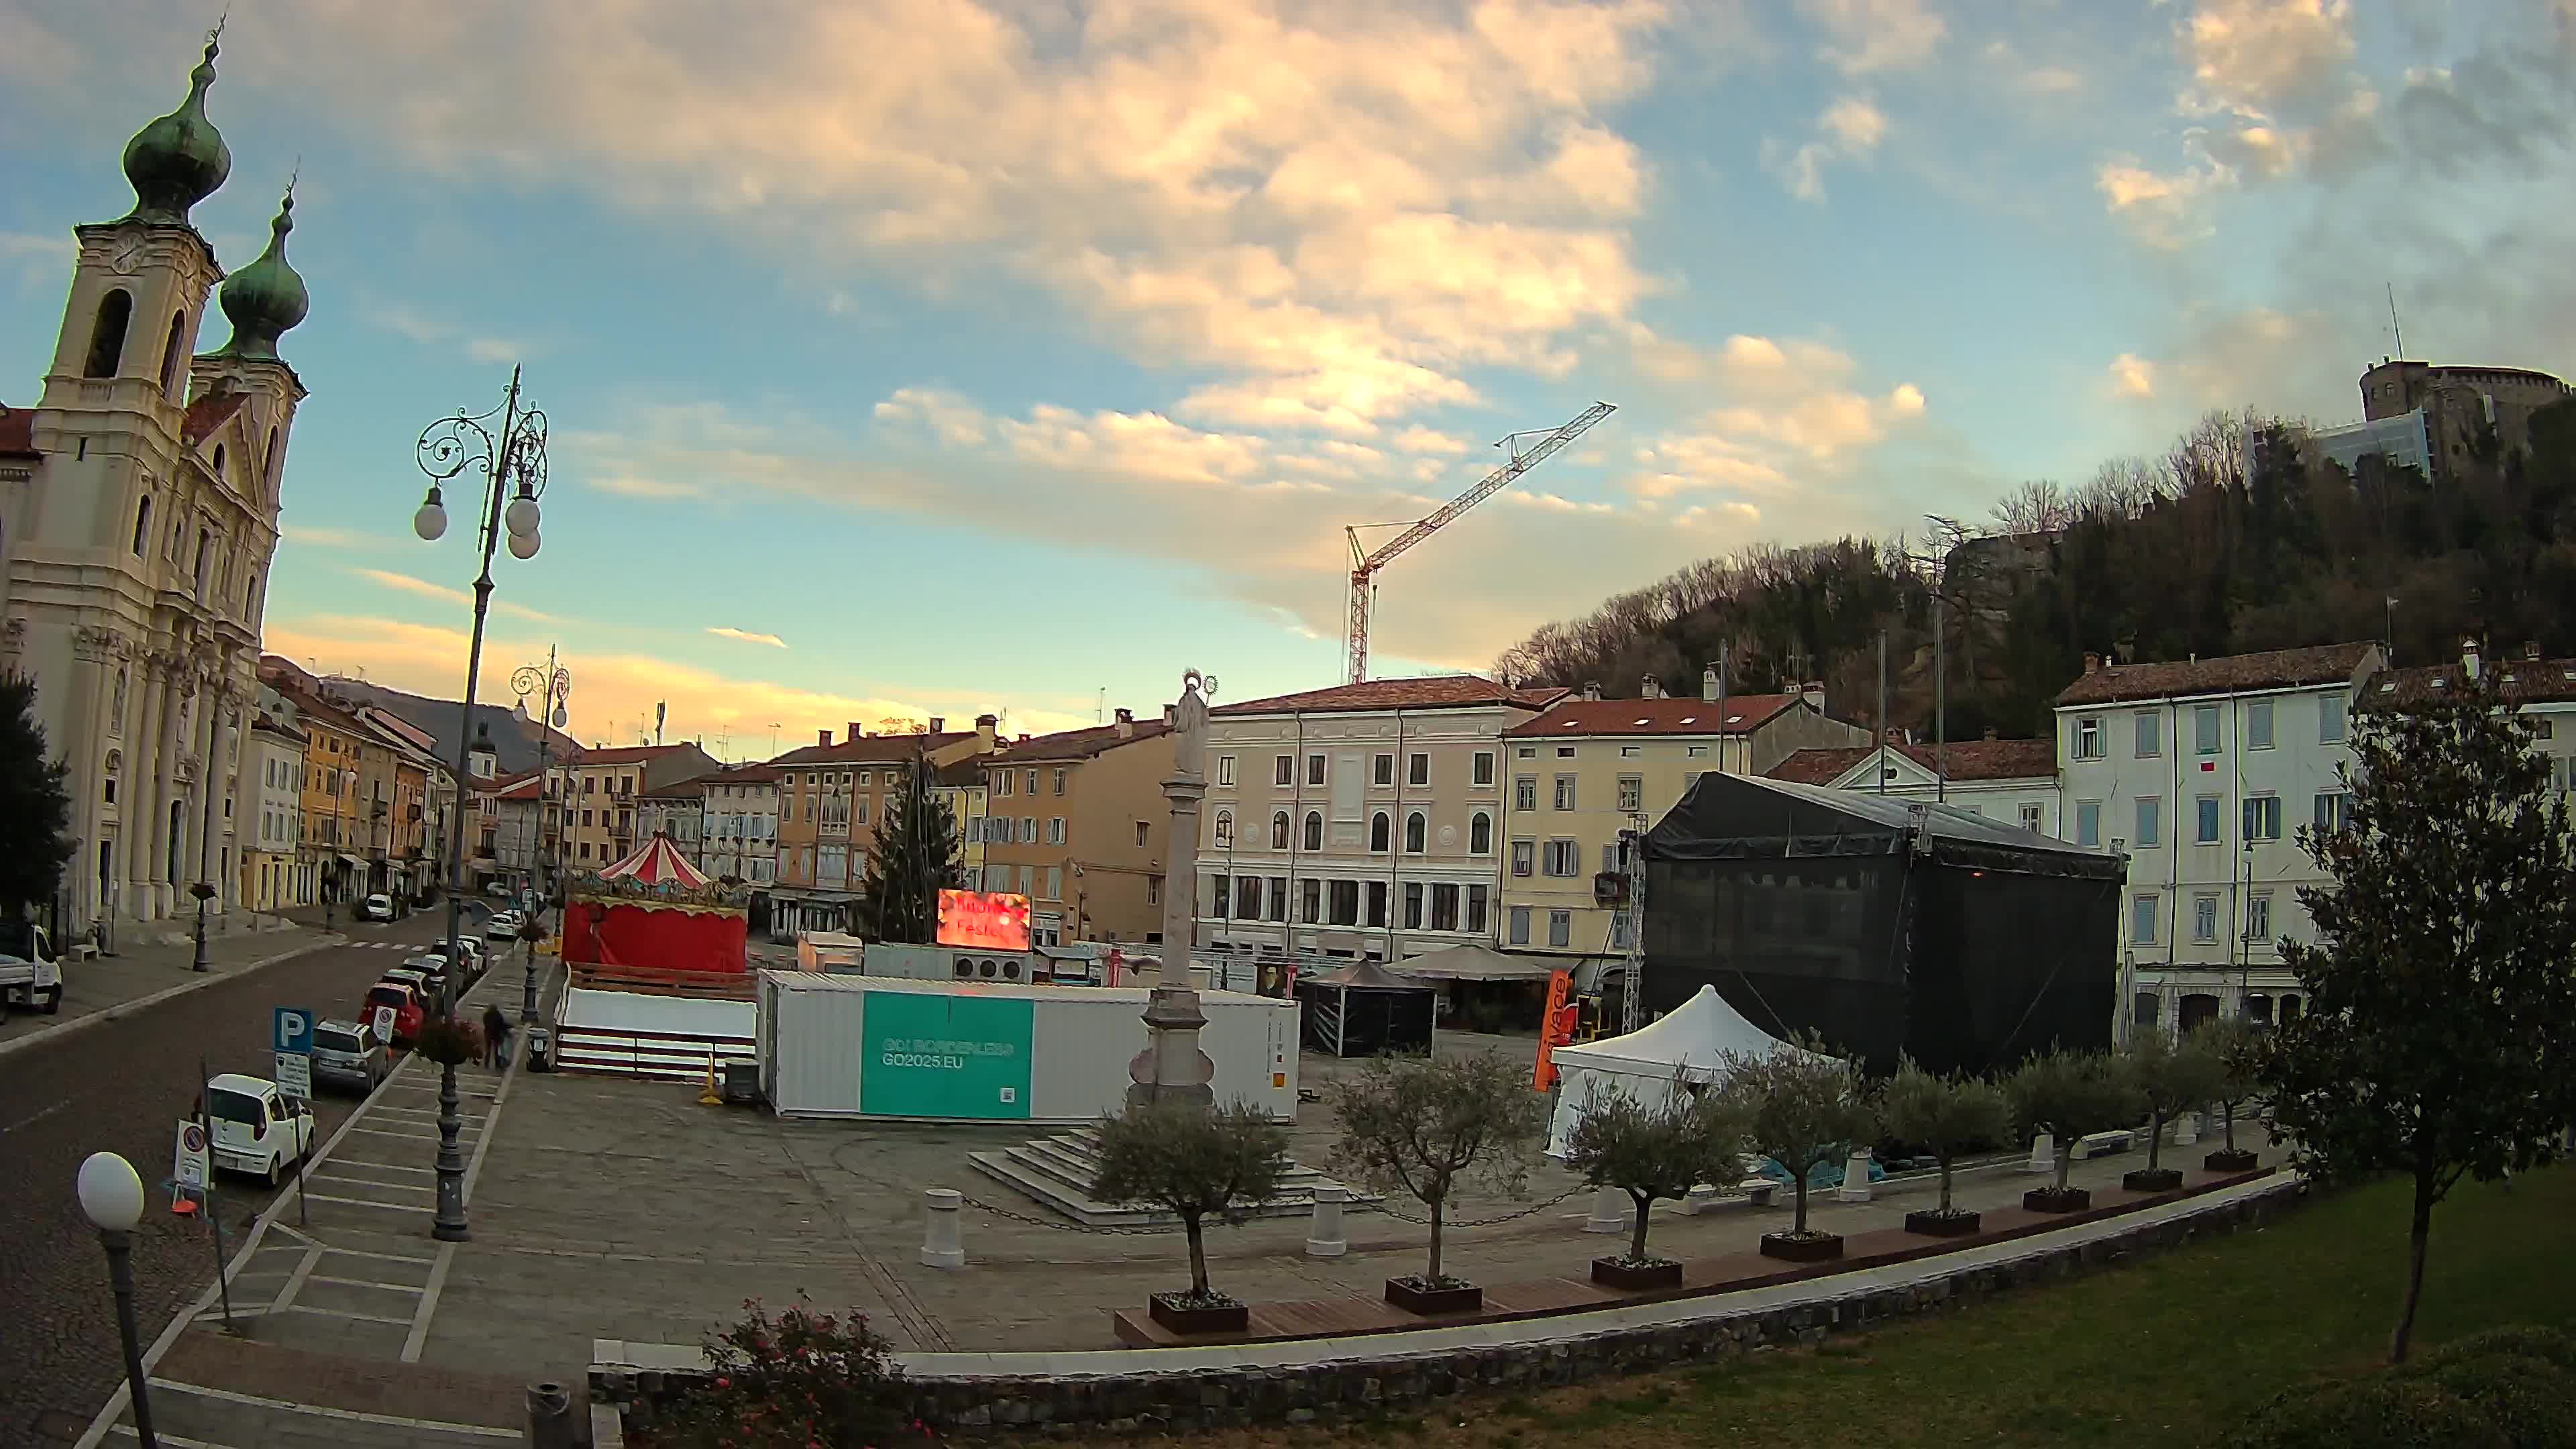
xmin=482 ymin=1003 xmax=512 ymax=1071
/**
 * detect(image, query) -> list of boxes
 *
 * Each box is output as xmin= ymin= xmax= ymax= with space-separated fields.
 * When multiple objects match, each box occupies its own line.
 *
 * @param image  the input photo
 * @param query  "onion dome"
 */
xmin=209 ymin=189 xmax=309 ymax=362
xmin=121 ymin=33 xmax=231 ymax=227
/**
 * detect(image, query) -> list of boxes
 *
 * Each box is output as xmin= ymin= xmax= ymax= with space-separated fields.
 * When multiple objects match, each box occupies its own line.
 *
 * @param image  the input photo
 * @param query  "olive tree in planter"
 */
xmin=2196 ymin=1015 xmax=2265 ymax=1172
xmin=1880 ymin=1057 xmax=2011 ymax=1237
xmin=1326 ymin=1051 xmax=1544 ymax=1315
xmin=1560 ymin=1071 xmax=1752 ymax=1289
xmin=2121 ymin=1026 xmax=2224 ymax=1191
xmin=1719 ymin=1036 xmax=1876 ymax=1263
xmin=1090 ymin=1100 xmax=1289 ymax=1335
xmin=2005 ymin=1048 xmax=2141 ymax=1212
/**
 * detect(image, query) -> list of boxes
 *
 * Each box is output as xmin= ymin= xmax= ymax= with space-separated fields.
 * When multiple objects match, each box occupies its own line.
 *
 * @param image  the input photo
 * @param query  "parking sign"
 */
xmin=273 ymin=1007 xmax=315 ymax=1057
xmin=174 ymin=1120 xmax=209 ymax=1190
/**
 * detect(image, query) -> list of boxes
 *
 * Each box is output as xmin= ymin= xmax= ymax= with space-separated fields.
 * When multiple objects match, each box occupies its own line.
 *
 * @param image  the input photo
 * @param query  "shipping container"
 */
xmin=756 ymin=971 xmax=1297 ymax=1122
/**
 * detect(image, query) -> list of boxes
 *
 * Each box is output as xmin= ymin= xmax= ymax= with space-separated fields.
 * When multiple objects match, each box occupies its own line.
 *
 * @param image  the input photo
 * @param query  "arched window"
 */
xmin=1302 ymin=810 xmax=1322 ymax=851
xmin=245 ymin=570 xmax=258 ymax=614
xmin=1405 ymin=811 xmax=1427 ymax=853
xmin=1370 ymin=812 xmax=1390 ymax=853
xmin=103 ymin=750 xmax=121 ymax=805
xmin=112 ymin=668 xmax=128 ymax=734
xmin=211 ymin=443 xmax=225 ymax=480
xmin=194 ymin=527 xmax=212 ymax=593
xmin=1469 ymin=811 xmax=1493 ymax=855
xmin=131 ymin=495 xmax=152 ymax=555
xmin=1270 ymin=811 xmax=1290 ymax=849
xmin=1213 ymin=810 xmax=1233 ymax=849
xmin=85 ymin=290 xmax=133 ymax=378
xmin=160 ymin=311 xmax=188 ymax=398
xmin=264 ymin=425 xmax=280 ymax=494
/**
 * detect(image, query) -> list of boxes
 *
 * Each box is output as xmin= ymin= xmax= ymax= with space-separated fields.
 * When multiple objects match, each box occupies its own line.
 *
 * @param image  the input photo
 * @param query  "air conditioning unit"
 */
xmin=1593 ymin=872 xmax=1628 ymax=907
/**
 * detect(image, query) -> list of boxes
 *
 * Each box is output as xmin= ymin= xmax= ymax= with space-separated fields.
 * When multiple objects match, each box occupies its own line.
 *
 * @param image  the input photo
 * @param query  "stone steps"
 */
xmin=967 ymin=1127 xmax=1375 ymax=1227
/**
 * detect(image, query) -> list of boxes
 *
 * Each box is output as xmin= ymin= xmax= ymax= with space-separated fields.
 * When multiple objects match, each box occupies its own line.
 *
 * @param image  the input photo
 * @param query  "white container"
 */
xmin=796 ymin=932 xmax=866 ymax=975
xmin=756 ymin=971 xmax=1297 ymax=1122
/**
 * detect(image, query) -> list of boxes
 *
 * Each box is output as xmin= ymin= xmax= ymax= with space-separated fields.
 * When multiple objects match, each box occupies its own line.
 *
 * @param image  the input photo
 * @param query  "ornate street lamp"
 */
xmin=77 ymin=1151 xmax=157 ymax=1447
xmin=411 ymin=367 xmax=549 ymax=1242
xmin=511 ymin=653 xmax=570 ymax=1026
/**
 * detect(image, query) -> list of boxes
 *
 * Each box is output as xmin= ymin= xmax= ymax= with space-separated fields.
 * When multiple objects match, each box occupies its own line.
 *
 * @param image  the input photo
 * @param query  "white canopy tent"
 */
xmin=1545 ymin=984 xmax=1827 ymax=1157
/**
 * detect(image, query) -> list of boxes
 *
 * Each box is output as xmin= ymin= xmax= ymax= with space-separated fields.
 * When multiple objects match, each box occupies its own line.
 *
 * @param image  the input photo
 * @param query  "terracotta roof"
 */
xmin=1503 ymin=694 xmax=1802 ymax=739
xmin=934 ymin=758 xmax=987 ymax=788
xmin=476 ymin=769 xmax=545 ymax=802
xmin=0 ymin=405 xmax=35 ymax=458
xmin=700 ymin=763 xmax=782 ymax=785
xmin=181 ymin=392 xmax=249 ymax=447
xmin=250 ymin=712 xmax=308 ymax=744
xmin=987 ymin=719 xmax=1172 ymax=763
xmin=1213 ymin=675 xmax=1562 ymax=717
xmin=640 ymin=777 xmax=710 ymax=800
xmin=2053 ymin=643 xmax=2379 ymax=707
xmin=574 ymin=743 xmax=706 ymax=766
xmin=767 ymin=731 xmax=975 ymax=767
xmin=2373 ymin=653 xmax=2576 ymax=707
xmin=1766 ymin=737 xmax=2057 ymax=786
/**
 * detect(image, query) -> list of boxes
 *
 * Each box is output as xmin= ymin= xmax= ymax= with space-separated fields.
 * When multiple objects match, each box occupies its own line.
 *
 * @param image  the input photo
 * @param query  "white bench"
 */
xmin=1682 ymin=1177 xmax=1780 ymax=1214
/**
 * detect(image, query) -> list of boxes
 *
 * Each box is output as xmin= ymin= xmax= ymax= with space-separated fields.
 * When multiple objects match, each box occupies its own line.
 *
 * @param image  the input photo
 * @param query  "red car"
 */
xmin=363 ymin=981 xmax=425 ymax=1044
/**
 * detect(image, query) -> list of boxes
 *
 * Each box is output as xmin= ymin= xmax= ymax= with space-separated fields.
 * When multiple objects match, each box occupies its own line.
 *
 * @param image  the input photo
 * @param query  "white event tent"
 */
xmin=1544 ymin=983 xmax=1827 ymax=1157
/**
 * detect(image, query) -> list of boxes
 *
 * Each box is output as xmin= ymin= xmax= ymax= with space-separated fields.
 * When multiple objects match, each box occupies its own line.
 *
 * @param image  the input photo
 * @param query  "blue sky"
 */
xmin=6 ymin=0 xmax=2571 ymax=753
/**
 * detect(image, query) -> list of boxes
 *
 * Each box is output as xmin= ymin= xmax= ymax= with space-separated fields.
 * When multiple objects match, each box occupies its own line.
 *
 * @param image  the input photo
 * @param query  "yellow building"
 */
xmin=565 ymin=743 xmax=719 ymax=871
xmin=932 ymin=759 xmax=990 ymax=891
xmin=979 ymin=712 xmax=1172 ymax=945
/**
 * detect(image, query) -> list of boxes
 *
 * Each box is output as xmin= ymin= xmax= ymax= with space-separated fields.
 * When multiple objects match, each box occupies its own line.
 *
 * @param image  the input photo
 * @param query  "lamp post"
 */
xmin=77 ymin=1151 xmax=157 ymax=1448
xmin=509 ymin=655 xmax=569 ymax=1030
xmin=412 ymin=366 xmax=549 ymax=1242
xmin=189 ymin=696 xmax=230 ymax=972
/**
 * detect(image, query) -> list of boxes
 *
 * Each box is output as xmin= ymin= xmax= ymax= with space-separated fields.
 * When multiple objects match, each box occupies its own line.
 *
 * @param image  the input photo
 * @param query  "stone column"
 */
xmin=1835 ymin=1148 xmax=1874 ymax=1203
xmin=1305 ymin=1185 xmax=1349 ymax=1257
xmin=148 ymin=664 xmax=189 ymax=919
xmin=919 ymin=1188 xmax=965 ymax=1269
xmin=1126 ymin=669 xmax=1216 ymax=1113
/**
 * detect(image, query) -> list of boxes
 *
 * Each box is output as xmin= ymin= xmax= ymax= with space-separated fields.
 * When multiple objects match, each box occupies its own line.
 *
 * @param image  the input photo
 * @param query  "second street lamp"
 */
xmin=411 ymin=366 xmax=549 ymax=1242
xmin=511 ymin=653 xmax=570 ymax=1026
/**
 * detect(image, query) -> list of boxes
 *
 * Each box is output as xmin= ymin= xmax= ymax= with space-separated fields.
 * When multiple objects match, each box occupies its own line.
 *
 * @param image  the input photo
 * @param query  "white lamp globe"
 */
xmin=413 ymin=489 xmax=449 ymax=542
xmin=504 ymin=494 xmax=541 ymax=538
xmin=76 ymin=1151 xmax=145 ymax=1232
xmin=507 ymin=529 xmax=540 ymax=561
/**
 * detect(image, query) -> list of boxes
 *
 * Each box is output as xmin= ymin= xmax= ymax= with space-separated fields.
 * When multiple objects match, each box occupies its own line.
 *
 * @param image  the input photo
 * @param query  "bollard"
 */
xmin=1305 ymin=1184 xmax=1348 ymax=1257
xmin=2025 ymin=1132 xmax=2055 ymax=1175
xmin=525 ymin=1381 xmax=576 ymax=1449
xmin=920 ymin=1187 xmax=965 ymax=1269
xmin=1582 ymin=1184 xmax=1628 ymax=1234
xmin=2173 ymin=1112 xmax=2199 ymax=1146
xmin=1835 ymin=1148 xmax=1873 ymax=1203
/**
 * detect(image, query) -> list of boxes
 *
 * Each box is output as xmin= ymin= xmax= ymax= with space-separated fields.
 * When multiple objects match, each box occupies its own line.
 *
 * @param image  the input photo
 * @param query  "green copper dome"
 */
xmin=209 ymin=189 xmax=309 ymax=362
xmin=121 ymin=34 xmax=231 ymax=226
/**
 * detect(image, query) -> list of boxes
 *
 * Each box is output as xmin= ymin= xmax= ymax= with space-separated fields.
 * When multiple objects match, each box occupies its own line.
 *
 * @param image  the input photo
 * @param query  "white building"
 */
xmin=2053 ymin=642 xmax=2384 ymax=1034
xmin=241 ymin=711 xmax=306 ymax=911
xmin=699 ymin=763 xmax=780 ymax=888
xmin=1 ymin=36 xmax=309 ymax=934
xmin=1766 ymin=733 xmax=2060 ymax=836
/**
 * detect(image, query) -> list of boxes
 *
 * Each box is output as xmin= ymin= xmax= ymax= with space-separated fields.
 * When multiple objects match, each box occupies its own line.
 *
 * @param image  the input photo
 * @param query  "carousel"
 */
xmin=561 ymin=834 xmax=750 ymax=976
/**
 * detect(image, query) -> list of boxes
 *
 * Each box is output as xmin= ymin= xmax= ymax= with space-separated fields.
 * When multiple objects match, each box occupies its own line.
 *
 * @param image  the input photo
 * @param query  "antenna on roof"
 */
xmin=2387 ymin=282 xmax=2406 ymax=360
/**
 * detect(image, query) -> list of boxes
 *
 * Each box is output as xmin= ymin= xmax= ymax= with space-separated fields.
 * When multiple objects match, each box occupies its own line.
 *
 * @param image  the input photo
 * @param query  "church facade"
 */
xmin=0 ymin=30 xmax=312 ymax=936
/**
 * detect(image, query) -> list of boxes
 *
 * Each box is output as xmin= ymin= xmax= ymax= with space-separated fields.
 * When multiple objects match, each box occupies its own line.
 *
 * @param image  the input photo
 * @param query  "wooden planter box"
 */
xmin=1384 ymin=1277 xmax=1483 ymax=1315
xmin=1147 ymin=1292 xmax=1248 ymax=1336
xmin=1590 ymin=1256 xmax=1684 ymax=1291
xmin=1759 ymin=1231 xmax=1844 ymax=1263
xmin=2204 ymin=1148 xmax=2259 ymax=1173
xmin=2024 ymin=1187 xmax=2092 ymax=1214
xmin=2123 ymin=1167 xmax=2185 ymax=1193
xmin=1904 ymin=1209 xmax=1981 ymax=1237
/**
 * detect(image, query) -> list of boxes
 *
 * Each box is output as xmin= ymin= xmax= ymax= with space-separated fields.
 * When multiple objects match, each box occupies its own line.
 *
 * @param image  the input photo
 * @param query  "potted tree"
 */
xmin=1719 ymin=1036 xmax=1876 ymax=1263
xmin=1880 ymin=1057 xmax=2011 ymax=1236
xmin=1090 ymin=1101 xmax=1289 ymax=1335
xmin=2121 ymin=1026 xmax=2222 ymax=1192
xmin=1560 ymin=1071 xmax=1752 ymax=1290
xmin=1326 ymin=1051 xmax=1544 ymax=1315
xmin=2005 ymin=1048 xmax=2141 ymax=1212
xmin=2198 ymin=1015 xmax=2265 ymax=1173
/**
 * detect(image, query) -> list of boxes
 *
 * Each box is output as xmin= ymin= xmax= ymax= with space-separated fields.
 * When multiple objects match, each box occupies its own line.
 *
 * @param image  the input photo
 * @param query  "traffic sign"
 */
xmin=174 ymin=1120 xmax=209 ymax=1190
xmin=274 ymin=1051 xmax=312 ymax=1101
xmin=273 ymin=1006 xmax=315 ymax=1057
xmin=372 ymin=1004 xmax=395 ymax=1043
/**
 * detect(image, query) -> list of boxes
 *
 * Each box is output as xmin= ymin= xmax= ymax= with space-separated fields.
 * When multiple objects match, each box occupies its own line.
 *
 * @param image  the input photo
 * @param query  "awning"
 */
xmin=336 ymin=854 xmax=366 ymax=871
xmin=1394 ymin=943 xmax=1564 ymax=981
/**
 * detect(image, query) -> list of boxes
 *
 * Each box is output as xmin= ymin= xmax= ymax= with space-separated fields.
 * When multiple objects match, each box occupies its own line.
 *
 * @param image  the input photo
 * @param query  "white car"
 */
xmin=484 ymin=911 xmax=523 ymax=942
xmin=358 ymin=893 xmax=394 ymax=922
xmin=0 ymin=920 xmax=62 ymax=1016
xmin=203 ymin=1073 xmax=315 ymax=1188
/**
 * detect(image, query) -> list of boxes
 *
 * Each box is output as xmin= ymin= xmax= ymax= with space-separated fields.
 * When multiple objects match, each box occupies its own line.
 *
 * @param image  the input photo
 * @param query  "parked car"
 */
xmin=362 ymin=981 xmax=425 ymax=1044
xmin=202 ymin=1073 xmax=315 ymax=1188
xmin=357 ymin=893 xmax=395 ymax=922
xmin=0 ymin=920 xmax=62 ymax=1016
xmin=483 ymin=910 xmax=523 ymax=942
xmin=386 ymin=963 xmax=444 ymax=1004
xmin=310 ymin=1017 xmax=388 ymax=1092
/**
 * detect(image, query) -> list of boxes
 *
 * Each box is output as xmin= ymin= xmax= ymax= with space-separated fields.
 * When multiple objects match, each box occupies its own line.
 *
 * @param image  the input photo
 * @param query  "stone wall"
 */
xmin=596 ymin=1177 xmax=2308 ymax=1436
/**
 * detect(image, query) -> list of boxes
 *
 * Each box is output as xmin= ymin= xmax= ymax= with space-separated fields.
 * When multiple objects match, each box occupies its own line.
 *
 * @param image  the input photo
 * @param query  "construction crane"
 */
xmin=1343 ymin=400 xmax=1617 ymax=684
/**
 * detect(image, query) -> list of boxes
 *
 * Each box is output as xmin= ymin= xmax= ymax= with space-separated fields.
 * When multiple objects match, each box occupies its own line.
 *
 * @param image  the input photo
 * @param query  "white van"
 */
xmin=0 ymin=920 xmax=62 ymax=1015
xmin=203 ymin=1073 xmax=315 ymax=1188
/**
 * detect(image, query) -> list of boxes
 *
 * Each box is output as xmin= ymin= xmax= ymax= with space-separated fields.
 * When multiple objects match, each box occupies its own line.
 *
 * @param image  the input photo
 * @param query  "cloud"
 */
xmin=590 ymin=473 xmax=706 ymax=500
xmin=279 ymin=524 xmax=396 ymax=550
xmin=361 ymin=297 xmax=531 ymax=368
xmin=348 ymin=567 xmax=557 ymax=623
xmin=1391 ymin=426 xmax=1471 ymax=455
xmin=1764 ymin=96 xmax=1887 ymax=203
xmin=2107 ymin=353 xmax=2159 ymax=399
xmin=706 ymin=627 xmax=788 ymax=649
xmin=1796 ymin=0 xmax=1945 ymax=75
xmin=2094 ymin=153 xmax=2229 ymax=247
xmin=2180 ymin=0 xmax=2356 ymax=120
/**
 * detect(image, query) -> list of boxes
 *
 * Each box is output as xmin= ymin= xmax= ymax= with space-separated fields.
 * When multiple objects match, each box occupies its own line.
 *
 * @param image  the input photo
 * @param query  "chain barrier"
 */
xmin=953 ymin=1192 xmax=1191 ymax=1236
xmin=1363 ymin=1185 xmax=1586 ymax=1228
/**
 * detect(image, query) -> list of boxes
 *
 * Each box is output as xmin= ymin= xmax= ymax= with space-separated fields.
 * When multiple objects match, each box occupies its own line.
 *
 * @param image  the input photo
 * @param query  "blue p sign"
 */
xmin=274 ymin=1007 xmax=314 ymax=1056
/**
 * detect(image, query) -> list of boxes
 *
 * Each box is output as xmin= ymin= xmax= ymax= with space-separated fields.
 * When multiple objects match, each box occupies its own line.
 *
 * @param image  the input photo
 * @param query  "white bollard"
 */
xmin=1583 ymin=1184 xmax=1629 ymax=1234
xmin=2173 ymin=1112 xmax=2199 ymax=1146
xmin=1305 ymin=1185 xmax=1348 ymax=1257
xmin=1835 ymin=1148 xmax=1873 ymax=1203
xmin=919 ymin=1187 xmax=965 ymax=1269
xmin=2025 ymin=1132 xmax=2055 ymax=1175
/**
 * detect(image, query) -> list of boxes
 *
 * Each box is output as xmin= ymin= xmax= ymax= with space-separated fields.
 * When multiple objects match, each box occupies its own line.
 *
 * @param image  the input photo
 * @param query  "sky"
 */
xmin=5 ymin=0 xmax=2573 ymax=757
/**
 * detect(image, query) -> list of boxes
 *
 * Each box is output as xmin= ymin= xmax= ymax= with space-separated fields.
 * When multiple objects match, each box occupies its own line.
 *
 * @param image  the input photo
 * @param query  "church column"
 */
xmin=152 ymin=667 xmax=193 ymax=919
xmin=131 ymin=659 xmax=173 ymax=920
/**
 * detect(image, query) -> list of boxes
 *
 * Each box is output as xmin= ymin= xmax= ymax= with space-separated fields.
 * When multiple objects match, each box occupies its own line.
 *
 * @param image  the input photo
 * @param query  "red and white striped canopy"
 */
xmin=596 ymin=834 xmax=710 ymax=889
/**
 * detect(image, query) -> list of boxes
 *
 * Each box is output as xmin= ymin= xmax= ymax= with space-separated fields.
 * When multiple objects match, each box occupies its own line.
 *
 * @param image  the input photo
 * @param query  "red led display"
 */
xmin=936 ymin=890 xmax=1032 ymax=951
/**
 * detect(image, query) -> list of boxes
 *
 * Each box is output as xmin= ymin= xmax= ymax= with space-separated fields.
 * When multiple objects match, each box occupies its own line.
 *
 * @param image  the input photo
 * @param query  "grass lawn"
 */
xmin=1151 ymin=1166 xmax=2573 ymax=1449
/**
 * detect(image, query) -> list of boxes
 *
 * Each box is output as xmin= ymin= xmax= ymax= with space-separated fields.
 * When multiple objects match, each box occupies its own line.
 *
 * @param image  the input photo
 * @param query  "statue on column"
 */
xmin=1127 ymin=668 xmax=1218 ymax=1112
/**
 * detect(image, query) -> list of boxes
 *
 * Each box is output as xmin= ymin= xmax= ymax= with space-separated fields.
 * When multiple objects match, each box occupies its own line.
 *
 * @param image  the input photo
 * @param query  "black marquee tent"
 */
xmin=1297 ymin=959 xmax=1436 ymax=1057
xmin=1643 ymin=772 xmax=2123 ymax=1075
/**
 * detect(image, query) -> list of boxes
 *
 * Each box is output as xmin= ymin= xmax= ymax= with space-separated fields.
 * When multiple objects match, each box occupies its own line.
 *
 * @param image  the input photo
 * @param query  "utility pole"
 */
xmin=1926 ymin=521 xmax=1947 ymax=804
xmin=1876 ymin=631 xmax=1889 ymax=794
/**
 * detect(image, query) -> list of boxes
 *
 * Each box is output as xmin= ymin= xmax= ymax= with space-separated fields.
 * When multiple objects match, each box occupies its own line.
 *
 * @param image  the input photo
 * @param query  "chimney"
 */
xmin=2525 ymin=641 xmax=2542 ymax=661
xmin=975 ymin=712 xmax=998 ymax=752
xmin=2083 ymin=652 xmax=2101 ymax=674
xmin=1114 ymin=706 xmax=1135 ymax=739
xmin=818 ymin=728 xmax=833 ymax=747
xmin=1642 ymin=676 xmax=1664 ymax=700
xmin=848 ymin=720 xmax=865 ymax=741
xmin=1582 ymin=680 xmax=1602 ymax=702
xmin=2461 ymin=636 xmax=2481 ymax=680
xmin=1701 ymin=665 xmax=1721 ymax=702
xmin=928 ymin=716 xmax=946 ymax=733
xmin=1801 ymin=680 xmax=1825 ymax=712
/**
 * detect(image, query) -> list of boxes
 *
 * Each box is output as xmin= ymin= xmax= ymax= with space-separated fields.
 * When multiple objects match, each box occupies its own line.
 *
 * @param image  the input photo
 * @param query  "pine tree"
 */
xmin=857 ymin=755 xmax=960 ymax=943
xmin=2265 ymin=661 xmax=2576 ymax=1364
xmin=0 ymin=672 xmax=76 ymax=915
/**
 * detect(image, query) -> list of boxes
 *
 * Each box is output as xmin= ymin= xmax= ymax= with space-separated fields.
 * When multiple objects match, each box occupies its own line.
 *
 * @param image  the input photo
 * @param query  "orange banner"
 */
xmin=1533 ymin=969 xmax=1575 ymax=1092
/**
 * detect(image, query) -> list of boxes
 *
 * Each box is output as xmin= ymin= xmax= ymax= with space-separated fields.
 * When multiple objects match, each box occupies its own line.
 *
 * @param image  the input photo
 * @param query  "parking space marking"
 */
xmin=305 ymin=1192 xmax=430 ymax=1212
xmin=280 ymin=1303 xmax=415 ymax=1327
xmin=266 ymin=1248 xmax=323 ymax=1316
xmin=346 ymin=1125 xmax=443 ymax=1142
xmin=147 ymin=1381 xmax=521 ymax=1438
xmin=108 ymin=1428 xmax=235 ymax=1448
xmin=309 ymin=1175 xmax=435 ymax=1201
xmin=309 ymin=1273 xmax=427 ymax=1294
xmin=401 ymin=1242 xmax=457 ymax=1364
